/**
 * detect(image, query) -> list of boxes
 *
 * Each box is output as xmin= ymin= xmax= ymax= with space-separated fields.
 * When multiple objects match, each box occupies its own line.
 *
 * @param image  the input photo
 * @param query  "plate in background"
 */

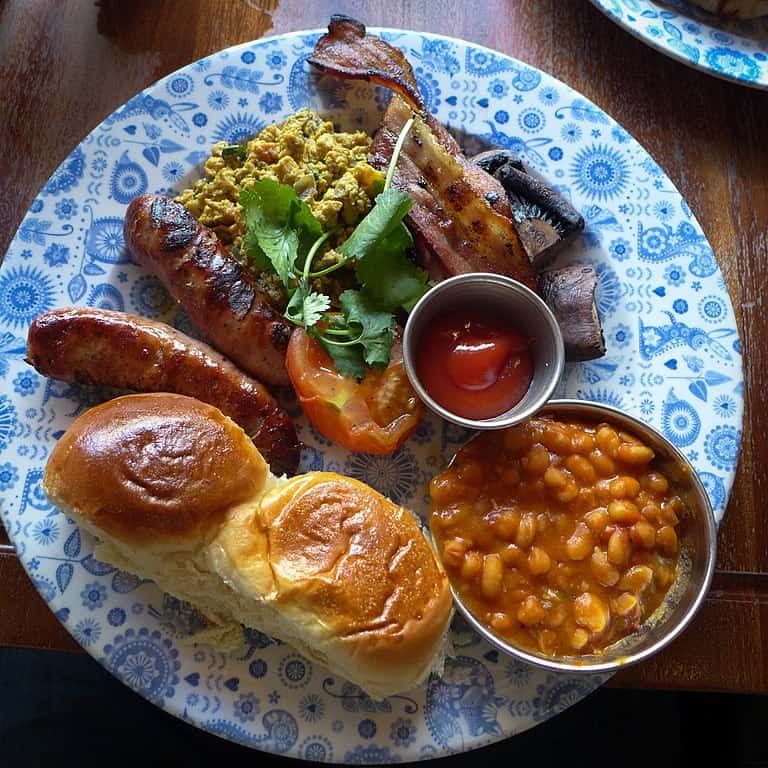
xmin=591 ymin=0 xmax=768 ymax=88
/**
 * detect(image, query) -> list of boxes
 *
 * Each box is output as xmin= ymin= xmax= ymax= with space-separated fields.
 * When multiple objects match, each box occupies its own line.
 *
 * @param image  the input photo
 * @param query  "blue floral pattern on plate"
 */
xmin=591 ymin=0 xmax=768 ymax=89
xmin=0 ymin=28 xmax=743 ymax=762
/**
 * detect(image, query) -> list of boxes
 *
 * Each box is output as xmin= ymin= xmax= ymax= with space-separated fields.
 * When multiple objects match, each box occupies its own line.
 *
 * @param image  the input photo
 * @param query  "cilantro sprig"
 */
xmin=240 ymin=116 xmax=429 ymax=378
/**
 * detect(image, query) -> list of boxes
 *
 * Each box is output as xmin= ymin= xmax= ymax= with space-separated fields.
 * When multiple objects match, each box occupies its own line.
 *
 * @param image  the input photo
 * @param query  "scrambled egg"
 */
xmin=177 ymin=108 xmax=384 ymax=250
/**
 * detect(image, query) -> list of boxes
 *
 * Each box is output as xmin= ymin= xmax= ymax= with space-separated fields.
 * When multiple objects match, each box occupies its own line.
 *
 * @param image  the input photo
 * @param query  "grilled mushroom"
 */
xmin=471 ymin=149 xmax=584 ymax=269
xmin=472 ymin=150 xmax=602 ymax=361
xmin=538 ymin=264 xmax=605 ymax=361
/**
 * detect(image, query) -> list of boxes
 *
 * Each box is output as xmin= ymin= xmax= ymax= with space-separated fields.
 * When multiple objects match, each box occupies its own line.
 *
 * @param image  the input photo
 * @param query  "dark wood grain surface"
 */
xmin=0 ymin=0 xmax=765 ymax=693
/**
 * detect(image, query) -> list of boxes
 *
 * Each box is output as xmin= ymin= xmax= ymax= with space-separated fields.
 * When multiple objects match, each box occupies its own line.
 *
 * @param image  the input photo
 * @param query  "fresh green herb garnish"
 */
xmin=354 ymin=234 xmax=427 ymax=313
xmin=284 ymin=227 xmax=334 ymax=328
xmin=221 ymin=143 xmax=247 ymax=161
xmin=336 ymin=188 xmax=413 ymax=264
xmin=285 ymin=284 xmax=331 ymax=328
xmin=240 ymin=116 xmax=428 ymax=378
xmin=337 ymin=290 xmax=396 ymax=369
xmin=241 ymin=178 xmax=323 ymax=286
xmin=310 ymin=291 xmax=397 ymax=378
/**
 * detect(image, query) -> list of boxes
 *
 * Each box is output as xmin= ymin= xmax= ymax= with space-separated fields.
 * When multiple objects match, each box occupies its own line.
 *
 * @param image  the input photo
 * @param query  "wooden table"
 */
xmin=0 ymin=0 xmax=765 ymax=693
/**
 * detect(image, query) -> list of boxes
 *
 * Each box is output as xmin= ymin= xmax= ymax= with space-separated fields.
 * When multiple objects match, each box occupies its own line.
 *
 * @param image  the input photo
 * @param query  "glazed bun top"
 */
xmin=43 ymin=393 xmax=269 ymax=548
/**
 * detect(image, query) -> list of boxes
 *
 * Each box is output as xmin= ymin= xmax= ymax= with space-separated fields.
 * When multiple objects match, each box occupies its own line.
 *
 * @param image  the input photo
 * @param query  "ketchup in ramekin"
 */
xmin=402 ymin=273 xmax=564 ymax=430
xmin=415 ymin=308 xmax=533 ymax=420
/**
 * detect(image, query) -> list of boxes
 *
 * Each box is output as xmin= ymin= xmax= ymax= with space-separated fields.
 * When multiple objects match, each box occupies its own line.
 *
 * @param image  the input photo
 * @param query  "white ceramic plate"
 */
xmin=591 ymin=0 xmax=768 ymax=88
xmin=0 ymin=27 xmax=743 ymax=762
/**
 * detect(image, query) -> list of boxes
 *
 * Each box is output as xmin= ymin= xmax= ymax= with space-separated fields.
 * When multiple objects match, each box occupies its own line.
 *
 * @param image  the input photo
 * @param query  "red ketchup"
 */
xmin=415 ymin=308 xmax=533 ymax=420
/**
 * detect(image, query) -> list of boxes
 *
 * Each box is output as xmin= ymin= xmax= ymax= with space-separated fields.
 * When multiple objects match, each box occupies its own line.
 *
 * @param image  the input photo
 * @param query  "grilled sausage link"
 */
xmin=124 ymin=193 xmax=291 ymax=387
xmin=27 ymin=307 xmax=301 ymax=476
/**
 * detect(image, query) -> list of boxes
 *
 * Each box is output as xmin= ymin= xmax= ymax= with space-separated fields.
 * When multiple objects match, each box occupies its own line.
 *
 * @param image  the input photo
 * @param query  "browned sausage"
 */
xmin=26 ymin=307 xmax=301 ymax=476
xmin=124 ymin=193 xmax=291 ymax=387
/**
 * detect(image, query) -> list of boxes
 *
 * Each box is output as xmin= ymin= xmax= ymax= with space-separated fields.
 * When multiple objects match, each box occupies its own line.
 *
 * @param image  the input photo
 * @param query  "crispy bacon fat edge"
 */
xmin=308 ymin=16 xmax=536 ymax=289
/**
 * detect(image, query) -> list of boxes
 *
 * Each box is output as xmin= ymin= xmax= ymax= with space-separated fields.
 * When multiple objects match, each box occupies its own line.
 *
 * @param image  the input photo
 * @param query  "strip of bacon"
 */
xmin=308 ymin=16 xmax=537 ymax=290
xmin=307 ymin=15 xmax=425 ymax=111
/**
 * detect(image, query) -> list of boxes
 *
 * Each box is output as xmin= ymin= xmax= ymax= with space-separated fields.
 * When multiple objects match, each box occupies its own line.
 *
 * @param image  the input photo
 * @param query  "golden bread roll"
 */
xmin=44 ymin=393 xmax=269 ymax=548
xmin=43 ymin=393 xmax=452 ymax=697
xmin=688 ymin=0 xmax=768 ymax=17
xmin=213 ymin=473 xmax=454 ymax=695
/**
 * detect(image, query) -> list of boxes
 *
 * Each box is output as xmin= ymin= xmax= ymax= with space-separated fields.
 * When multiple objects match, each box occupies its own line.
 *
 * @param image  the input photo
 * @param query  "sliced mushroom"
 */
xmin=538 ymin=264 xmax=606 ymax=361
xmin=471 ymin=150 xmax=585 ymax=269
xmin=472 ymin=148 xmax=525 ymax=175
xmin=495 ymin=163 xmax=585 ymax=268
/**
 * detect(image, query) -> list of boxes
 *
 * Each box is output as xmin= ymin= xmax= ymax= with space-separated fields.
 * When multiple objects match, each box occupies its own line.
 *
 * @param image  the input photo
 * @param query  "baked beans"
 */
xmin=430 ymin=417 xmax=687 ymax=657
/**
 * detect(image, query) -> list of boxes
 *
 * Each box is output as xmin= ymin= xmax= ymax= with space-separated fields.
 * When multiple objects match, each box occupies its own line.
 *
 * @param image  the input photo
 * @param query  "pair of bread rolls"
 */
xmin=43 ymin=393 xmax=452 ymax=698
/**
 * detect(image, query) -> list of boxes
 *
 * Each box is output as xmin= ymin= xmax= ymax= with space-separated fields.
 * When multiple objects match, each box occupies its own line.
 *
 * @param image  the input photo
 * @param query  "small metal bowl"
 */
xmin=402 ymin=273 xmax=565 ymax=429
xmin=435 ymin=399 xmax=717 ymax=674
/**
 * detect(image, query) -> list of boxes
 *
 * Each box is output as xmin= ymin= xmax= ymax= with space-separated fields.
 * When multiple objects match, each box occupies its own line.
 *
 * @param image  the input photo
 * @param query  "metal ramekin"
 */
xmin=434 ymin=399 xmax=718 ymax=674
xmin=402 ymin=273 xmax=565 ymax=429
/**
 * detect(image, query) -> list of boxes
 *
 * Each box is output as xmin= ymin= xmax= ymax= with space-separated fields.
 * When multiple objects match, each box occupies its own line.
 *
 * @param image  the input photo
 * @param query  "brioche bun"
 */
xmin=214 ymin=472 xmax=454 ymax=695
xmin=43 ymin=393 xmax=451 ymax=697
xmin=44 ymin=393 xmax=269 ymax=548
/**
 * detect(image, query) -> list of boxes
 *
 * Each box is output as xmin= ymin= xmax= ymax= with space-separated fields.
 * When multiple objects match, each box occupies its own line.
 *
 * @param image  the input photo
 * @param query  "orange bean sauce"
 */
xmin=429 ymin=417 xmax=685 ymax=658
